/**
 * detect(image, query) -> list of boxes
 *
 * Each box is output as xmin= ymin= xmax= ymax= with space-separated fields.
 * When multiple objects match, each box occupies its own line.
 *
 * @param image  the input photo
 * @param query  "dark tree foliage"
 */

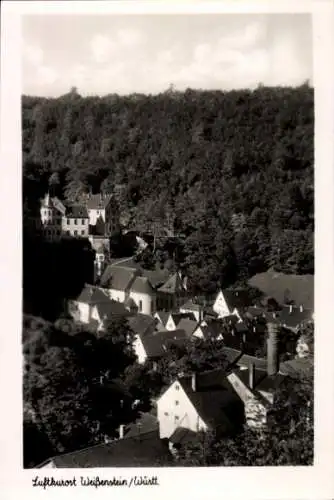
xmin=23 ymin=315 xmax=149 ymax=464
xmin=23 ymin=229 xmax=95 ymax=320
xmin=22 ymin=85 xmax=314 ymax=294
xmin=176 ymin=373 xmax=313 ymax=466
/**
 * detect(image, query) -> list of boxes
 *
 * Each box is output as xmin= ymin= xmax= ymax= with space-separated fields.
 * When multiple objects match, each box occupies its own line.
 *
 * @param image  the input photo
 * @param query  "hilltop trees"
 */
xmin=22 ymin=85 xmax=314 ymax=294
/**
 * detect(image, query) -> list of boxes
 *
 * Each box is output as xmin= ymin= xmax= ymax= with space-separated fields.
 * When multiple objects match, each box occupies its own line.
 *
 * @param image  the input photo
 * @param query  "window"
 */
xmin=164 ymin=412 xmax=169 ymax=416
xmin=175 ymin=400 xmax=179 ymax=406
xmin=67 ymin=219 xmax=70 ymax=225
xmin=175 ymin=385 xmax=179 ymax=391
xmin=175 ymin=416 xmax=179 ymax=421
xmin=74 ymin=219 xmax=78 ymax=225
xmin=96 ymin=210 xmax=100 ymax=215
xmin=74 ymin=230 xmax=78 ymax=236
xmin=139 ymin=300 xmax=143 ymax=312
xmin=81 ymin=219 xmax=85 ymax=225
xmin=81 ymin=230 xmax=85 ymax=235
xmin=67 ymin=230 xmax=70 ymax=235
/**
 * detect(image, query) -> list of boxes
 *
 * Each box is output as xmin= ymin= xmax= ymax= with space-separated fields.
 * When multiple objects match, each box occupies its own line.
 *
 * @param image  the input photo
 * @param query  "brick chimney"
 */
xmin=119 ymin=424 xmax=125 ymax=439
xmin=191 ymin=372 xmax=197 ymax=392
xmin=249 ymin=363 xmax=255 ymax=390
xmin=267 ymin=322 xmax=279 ymax=376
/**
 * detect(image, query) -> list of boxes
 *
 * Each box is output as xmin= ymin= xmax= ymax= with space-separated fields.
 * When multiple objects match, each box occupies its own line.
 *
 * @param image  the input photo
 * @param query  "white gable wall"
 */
xmin=133 ymin=335 xmax=147 ymax=364
xmin=129 ymin=290 xmax=155 ymax=316
xmin=165 ymin=315 xmax=178 ymax=331
xmin=213 ymin=290 xmax=231 ymax=318
xmin=157 ymin=380 xmax=207 ymax=439
xmin=179 ymin=307 xmax=200 ymax=322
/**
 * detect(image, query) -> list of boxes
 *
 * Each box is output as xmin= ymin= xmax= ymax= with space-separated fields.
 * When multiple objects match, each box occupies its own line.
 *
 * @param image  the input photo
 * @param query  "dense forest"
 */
xmin=22 ymin=84 xmax=314 ymax=297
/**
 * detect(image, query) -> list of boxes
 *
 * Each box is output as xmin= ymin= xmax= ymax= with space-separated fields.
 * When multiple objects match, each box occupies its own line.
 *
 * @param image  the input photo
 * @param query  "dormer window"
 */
xmin=175 ymin=384 xmax=179 ymax=391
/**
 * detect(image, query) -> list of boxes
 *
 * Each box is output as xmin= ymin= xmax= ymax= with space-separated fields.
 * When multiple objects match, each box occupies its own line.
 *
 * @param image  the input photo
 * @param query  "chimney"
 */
xmin=289 ymin=305 xmax=293 ymax=313
xmin=191 ymin=372 xmax=197 ymax=392
xmin=300 ymin=305 xmax=303 ymax=312
xmin=249 ymin=363 xmax=255 ymax=390
xmin=119 ymin=424 xmax=125 ymax=439
xmin=267 ymin=322 xmax=279 ymax=376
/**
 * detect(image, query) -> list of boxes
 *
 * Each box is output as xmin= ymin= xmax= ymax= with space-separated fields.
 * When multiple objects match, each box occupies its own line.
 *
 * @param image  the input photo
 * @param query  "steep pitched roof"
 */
xmin=128 ymin=314 xmax=156 ymax=337
xmin=157 ymin=272 xmax=185 ymax=294
xmin=86 ymin=193 xmax=113 ymax=210
xmin=197 ymin=320 xmax=223 ymax=340
xmin=94 ymin=301 xmax=129 ymax=321
xmin=37 ymin=430 xmax=171 ymax=468
xmin=124 ymin=412 xmax=159 ymax=438
xmin=223 ymin=289 xmax=253 ymax=311
xmin=248 ymin=271 xmax=314 ymax=310
xmin=178 ymin=369 xmax=244 ymax=431
xmin=155 ymin=311 xmax=170 ymax=327
xmin=277 ymin=305 xmax=313 ymax=329
xmin=100 ymin=265 xmax=138 ymax=291
xmin=232 ymin=366 xmax=286 ymax=395
xmin=140 ymin=329 xmax=187 ymax=359
xmin=75 ymin=285 xmax=111 ymax=305
xmin=169 ymin=427 xmax=197 ymax=446
xmin=180 ymin=300 xmax=202 ymax=312
xmin=65 ymin=204 xmax=88 ymax=219
xmin=176 ymin=318 xmax=198 ymax=337
xmin=279 ymin=357 xmax=313 ymax=378
xmin=130 ymin=276 xmax=155 ymax=295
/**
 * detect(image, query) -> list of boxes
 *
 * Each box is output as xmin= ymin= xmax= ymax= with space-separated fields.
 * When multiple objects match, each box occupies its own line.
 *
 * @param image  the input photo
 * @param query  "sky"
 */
xmin=22 ymin=13 xmax=313 ymax=97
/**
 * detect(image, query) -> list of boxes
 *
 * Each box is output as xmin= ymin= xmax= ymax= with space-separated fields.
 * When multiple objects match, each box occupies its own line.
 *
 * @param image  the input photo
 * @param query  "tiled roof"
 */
xmin=65 ymin=204 xmax=88 ymax=219
xmin=248 ymin=271 xmax=314 ymax=310
xmin=128 ymin=314 xmax=156 ymax=337
xmin=37 ymin=430 xmax=171 ymax=468
xmin=180 ymin=300 xmax=202 ymax=312
xmin=94 ymin=301 xmax=129 ymax=321
xmin=130 ymin=276 xmax=154 ymax=295
xmin=176 ymin=318 xmax=198 ymax=337
xmin=198 ymin=320 xmax=223 ymax=340
xmin=100 ymin=265 xmax=138 ymax=291
xmin=169 ymin=427 xmax=197 ymax=446
xmin=124 ymin=412 xmax=159 ymax=438
xmin=75 ymin=285 xmax=111 ymax=305
xmin=232 ymin=366 xmax=286 ymax=394
xmin=155 ymin=311 xmax=170 ymax=327
xmin=157 ymin=272 xmax=185 ymax=294
xmin=178 ymin=369 xmax=245 ymax=431
xmin=223 ymin=289 xmax=253 ymax=311
xmin=279 ymin=357 xmax=314 ymax=378
xmin=278 ymin=305 xmax=312 ymax=329
xmin=141 ymin=329 xmax=187 ymax=359
xmin=86 ymin=193 xmax=113 ymax=210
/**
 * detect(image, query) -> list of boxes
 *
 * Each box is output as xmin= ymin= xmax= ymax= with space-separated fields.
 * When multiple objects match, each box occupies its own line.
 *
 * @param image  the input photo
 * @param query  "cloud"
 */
xmin=37 ymin=66 xmax=58 ymax=86
xmin=90 ymin=34 xmax=116 ymax=64
xmin=23 ymin=44 xmax=44 ymax=66
xmin=116 ymin=28 xmax=144 ymax=47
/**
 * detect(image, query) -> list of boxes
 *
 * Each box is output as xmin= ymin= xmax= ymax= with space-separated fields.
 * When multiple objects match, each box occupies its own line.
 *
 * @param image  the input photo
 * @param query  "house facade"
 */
xmin=85 ymin=193 xmax=119 ymax=235
xmin=157 ymin=379 xmax=207 ymax=439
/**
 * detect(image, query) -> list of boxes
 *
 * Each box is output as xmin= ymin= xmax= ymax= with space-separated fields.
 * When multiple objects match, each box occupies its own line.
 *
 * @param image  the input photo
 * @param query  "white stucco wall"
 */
xmin=133 ymin=335 xmax=147 ymax=364
xmin=165 ymin=315 xmax=178 ymax=331
xmin=213 ymin=291 xmax=230 ymax=318
xmin=157 ymin=380 xmax=207 ymax=439
xmin=88 ymin=208 xmax=106 ymax=225
xmin=77 ymin=302 xmax=90 ymax=323
xmin=129 ymin=291 xmax=155 ymax=316
xmin=107 ymin=288 xmax=126 ymax=303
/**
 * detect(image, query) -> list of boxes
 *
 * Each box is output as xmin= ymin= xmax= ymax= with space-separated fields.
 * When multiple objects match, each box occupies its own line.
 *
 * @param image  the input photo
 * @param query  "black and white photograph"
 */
xmin=1 ymin=1 xmax=334 ymax=497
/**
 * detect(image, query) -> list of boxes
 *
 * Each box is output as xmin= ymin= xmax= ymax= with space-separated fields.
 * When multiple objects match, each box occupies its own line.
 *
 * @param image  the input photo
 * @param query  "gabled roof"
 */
xmin=85 ymin=193 xmax=113 ymax=210
xmin=128 ymin=314 xmax=156 ymax=337
xmin=130 ymin=276 xmax=155 ymax=295
xmin=178 ymin=369 xmax=244 ymax=431
xmin=124 ymin=412 xmax=159 ymax=438
xmin=140 ymin=329 xmax=187 ymax=359
xmin=41 ymin=194 xmax=66 ymax=214
xmin=177 ymin=318 xmax=198 ymax=337
xmin=65 ymin=204 xmax=88 ymax=219
xmin=169 ymin=427 xmax=197 ymax=446
xmin=279 ymin=357 xmax=313 ymax=378
xmin=37 ymin=430 xmax=171 ymax=468
xmin=100 ymin=265 xmax=139 ymax=291
xmin=278 ymin=305 xmax=312 ymax=329
xmin=74 ymin=285 xmax=111 ymax=305
xmin=248 ymin=270 xmax=314 ymax=310
xmin=154 ymin=311 xmax=170 ymax=327
xmin=222 ymin=289 xmax=253 ymax=311
xmin=232 ymin=366 xmax=286 ymax=395
xmin=93 ymin=301 xmax=129 ymax=321
xmin=197 ymin=320 xmax=223 ymax=340
xmin=180 ymin=300 xmax=202 ymax=312
xmin=157 ymin=272 xmax=185 ymax=294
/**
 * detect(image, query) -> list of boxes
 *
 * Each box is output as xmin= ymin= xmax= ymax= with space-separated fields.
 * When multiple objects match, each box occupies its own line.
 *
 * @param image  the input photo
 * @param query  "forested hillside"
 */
xmin=22 ymin=85 xmax=314 ymax=294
